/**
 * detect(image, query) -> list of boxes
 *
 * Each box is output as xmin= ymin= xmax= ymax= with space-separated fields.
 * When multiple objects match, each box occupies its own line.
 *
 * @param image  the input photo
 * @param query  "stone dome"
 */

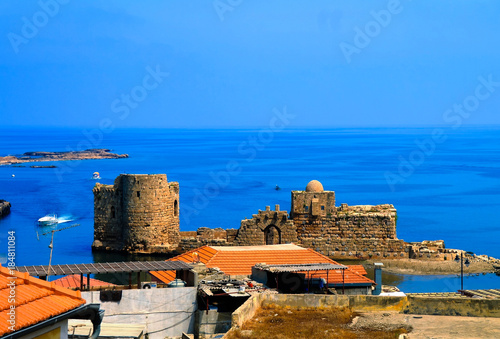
xmin=305 ymin=180 xmax=324 ymax=192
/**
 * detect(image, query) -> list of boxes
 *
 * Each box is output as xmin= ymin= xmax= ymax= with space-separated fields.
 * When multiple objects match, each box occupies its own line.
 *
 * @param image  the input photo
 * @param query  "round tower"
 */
xmin=121 ymin=174 xmax=179 ymax=252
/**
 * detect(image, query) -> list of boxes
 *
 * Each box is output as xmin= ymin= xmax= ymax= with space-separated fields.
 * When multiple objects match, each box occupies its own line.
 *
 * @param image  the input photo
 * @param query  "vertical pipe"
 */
xmin=307 ymin=271 xmax=310 ymax=293
xmin=326 ymin=270 xmax=329 ymax=293
xmin=342 ymin=269 xmax=345 ymax=295
xmin=373 ymin=263 xmax=384 ymax=295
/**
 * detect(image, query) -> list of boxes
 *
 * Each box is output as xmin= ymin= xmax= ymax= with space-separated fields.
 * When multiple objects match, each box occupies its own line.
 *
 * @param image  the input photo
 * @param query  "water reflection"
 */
xmin=386 ymin=272 xmax=500 ymax=293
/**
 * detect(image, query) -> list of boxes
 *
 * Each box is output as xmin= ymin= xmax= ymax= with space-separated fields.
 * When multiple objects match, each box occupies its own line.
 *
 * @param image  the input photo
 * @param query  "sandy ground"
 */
xmin=352 ymin=311 xmax=500 ymax=339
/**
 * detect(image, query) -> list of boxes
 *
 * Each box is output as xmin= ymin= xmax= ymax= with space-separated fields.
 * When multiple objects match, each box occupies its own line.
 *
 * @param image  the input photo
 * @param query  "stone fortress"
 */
xmin=92 ymin=174 xmax=445 ymax=260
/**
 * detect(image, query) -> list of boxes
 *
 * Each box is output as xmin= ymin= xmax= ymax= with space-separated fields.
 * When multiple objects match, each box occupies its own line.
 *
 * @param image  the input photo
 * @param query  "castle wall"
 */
xmin=93 ymin=176 xmax=409 ymax=259
xmin=294 ymin=202 xmax=406 ymax=259
xmin=294 ymin=204 xmax=397 ymax=241
xmin=234 ymin=205 xmax=298 ymax=246
xmin=289 ymin=186 xmax=404 ymax=259
xmin=177 ymin=228 xmax=238 ymax=253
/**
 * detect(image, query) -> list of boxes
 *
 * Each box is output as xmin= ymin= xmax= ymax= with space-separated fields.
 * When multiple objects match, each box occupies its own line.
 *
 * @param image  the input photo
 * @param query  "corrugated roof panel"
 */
xmin=16 ymin=261 xmax=192 ymax=276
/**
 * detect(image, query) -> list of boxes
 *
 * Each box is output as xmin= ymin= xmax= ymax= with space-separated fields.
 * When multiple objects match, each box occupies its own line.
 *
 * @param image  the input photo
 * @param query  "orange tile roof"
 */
xmin=0 ymin=265 xmax=86 ymax=336
xmin=150 ymin=244 xmax=374 ymax=286
xmin=347 ymin=265 xmax=368 ymax=276
xmin=151 ymin=270 xmax=176 ymax=284
xmin=53 ymin=274 xmax=116 ymax=290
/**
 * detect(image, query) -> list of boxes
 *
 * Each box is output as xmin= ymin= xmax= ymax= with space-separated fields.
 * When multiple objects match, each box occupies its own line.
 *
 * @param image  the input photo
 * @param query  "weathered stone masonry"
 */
xmin=289 ymin=180 xmax=405 ymax=259
xmin=178 ymin=180 xmax=406 ymax=259
xmin=92 ymin=174 xmax=179 ymax=253
xmin=93 ymin=175 xmax=410 ymax=259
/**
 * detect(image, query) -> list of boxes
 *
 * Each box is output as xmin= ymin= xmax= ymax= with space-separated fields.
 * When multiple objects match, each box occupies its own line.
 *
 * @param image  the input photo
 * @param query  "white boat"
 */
xmin=92 ymin=172 xmax=101 ymax=180
xmin=38 ymin=214 xmax=58 ymax=226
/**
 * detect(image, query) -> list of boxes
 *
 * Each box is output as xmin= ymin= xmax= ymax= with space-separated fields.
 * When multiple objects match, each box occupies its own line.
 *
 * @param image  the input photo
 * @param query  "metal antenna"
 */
xmin=44 ymin=223 xmax=80 ymax=279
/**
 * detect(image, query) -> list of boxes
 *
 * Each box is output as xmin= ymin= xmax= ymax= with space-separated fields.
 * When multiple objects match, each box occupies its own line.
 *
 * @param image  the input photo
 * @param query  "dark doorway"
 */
xmin=264 ymin=225 xmax=281 ymax=245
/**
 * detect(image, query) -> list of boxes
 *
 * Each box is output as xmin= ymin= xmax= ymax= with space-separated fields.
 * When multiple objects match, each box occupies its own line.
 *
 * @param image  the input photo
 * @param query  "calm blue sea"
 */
xmin=0 ymin=127 xmax=499 ymax=292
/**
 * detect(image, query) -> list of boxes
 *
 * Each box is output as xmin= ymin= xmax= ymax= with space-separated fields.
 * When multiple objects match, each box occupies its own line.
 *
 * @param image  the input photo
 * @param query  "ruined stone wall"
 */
xmin=93 ymin=174 xmax=180 ymax=253
xmin=288 ymin=186 xmax=404 ymax=259
xmin=234 ymin=205 xmax=298 ymax=246
xmin=300 ymin=238 xmax=406 ymax=259
xmin=175 ymin=199 xmax=406 ymax=259
xmin=294 ymin=203 xmax=405 ymax=259
xmin=407 ymin=240 xmax=454 ymax=260
xmin=177 ymin=227 xmax=238 ymax=253
xmin=294 ymin=204 xmax=397 ymax=241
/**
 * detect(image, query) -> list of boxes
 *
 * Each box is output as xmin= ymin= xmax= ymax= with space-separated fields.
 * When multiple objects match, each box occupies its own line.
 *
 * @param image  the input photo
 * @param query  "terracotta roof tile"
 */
xmin=52 ymin=274 xmax=116 ymax=290
xmin=348 ymin=265 xmax=368 ymax=276
xmin=150 ymin=246 xmax=218 ymax=282
xmin=0 ymin=265 xmax=86 ymax=336
xmin=150 ymin=270 xmax=176 ymax=283
xmin=151 ymin=244 xmax=374 ymax=286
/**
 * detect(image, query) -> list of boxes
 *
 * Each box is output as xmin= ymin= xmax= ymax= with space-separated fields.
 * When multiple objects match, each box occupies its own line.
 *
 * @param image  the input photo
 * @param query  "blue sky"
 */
xmin=1 ymin=0 xmax=499 ymax=128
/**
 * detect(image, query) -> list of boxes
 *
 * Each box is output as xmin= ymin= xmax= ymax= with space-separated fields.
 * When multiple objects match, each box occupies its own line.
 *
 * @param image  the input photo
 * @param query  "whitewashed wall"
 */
xmin=82 ymin=287 xmax=197 ymax=339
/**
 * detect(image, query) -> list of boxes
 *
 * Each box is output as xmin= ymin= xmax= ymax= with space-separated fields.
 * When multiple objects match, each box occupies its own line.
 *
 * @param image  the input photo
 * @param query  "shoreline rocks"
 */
xmin=0 ymin=149 xmax=128 ymax=165
xmin=0 ymin=200 xmax=11 ymax=218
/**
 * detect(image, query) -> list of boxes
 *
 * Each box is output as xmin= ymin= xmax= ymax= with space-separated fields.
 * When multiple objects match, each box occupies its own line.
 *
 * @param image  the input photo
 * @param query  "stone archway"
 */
xmin=264 ymin=225 xmax=281 ymax=245
xmin=235 ymin=207 xmax=298 ymax=246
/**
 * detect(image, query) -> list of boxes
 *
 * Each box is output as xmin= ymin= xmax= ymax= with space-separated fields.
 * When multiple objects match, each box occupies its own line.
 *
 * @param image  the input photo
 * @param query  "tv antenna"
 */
xmin=43 ymin=223 xmax=80 ymax=279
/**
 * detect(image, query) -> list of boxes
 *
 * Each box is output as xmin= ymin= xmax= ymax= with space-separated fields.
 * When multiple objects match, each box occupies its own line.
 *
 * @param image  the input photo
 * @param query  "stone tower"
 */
xmin=291 ymin=180 xmax=336 ymax=238
xmin=92 ymin=174 xmax=180 ymax=253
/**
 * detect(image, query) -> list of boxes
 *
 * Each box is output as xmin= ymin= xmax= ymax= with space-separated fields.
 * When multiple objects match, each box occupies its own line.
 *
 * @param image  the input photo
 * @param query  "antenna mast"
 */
xmin=43 ymin=223 xmax=80 ymax=279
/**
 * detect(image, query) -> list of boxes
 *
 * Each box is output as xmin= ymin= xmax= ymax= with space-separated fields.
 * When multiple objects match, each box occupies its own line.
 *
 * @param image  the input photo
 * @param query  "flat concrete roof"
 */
xmin=69 ymin=320 xmax=145 ymax=338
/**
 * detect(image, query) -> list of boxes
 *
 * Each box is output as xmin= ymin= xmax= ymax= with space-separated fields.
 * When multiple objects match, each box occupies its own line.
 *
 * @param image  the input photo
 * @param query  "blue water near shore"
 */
xmin=0 ymin=126 xmax=499 ymax=292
